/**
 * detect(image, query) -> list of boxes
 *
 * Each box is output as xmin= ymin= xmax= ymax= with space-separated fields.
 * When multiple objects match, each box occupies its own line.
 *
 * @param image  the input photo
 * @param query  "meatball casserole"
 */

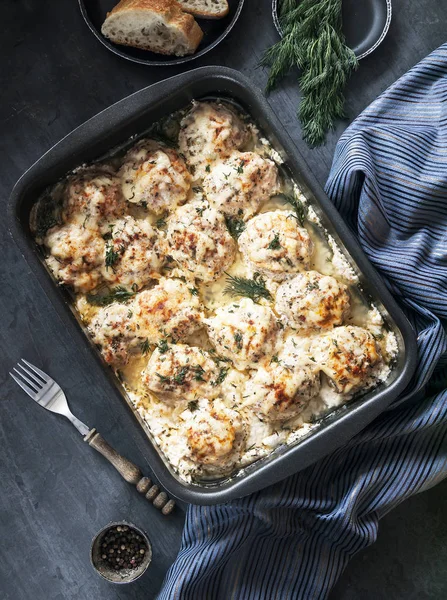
xmin=31 ymin=100 xmax=398 ymax=483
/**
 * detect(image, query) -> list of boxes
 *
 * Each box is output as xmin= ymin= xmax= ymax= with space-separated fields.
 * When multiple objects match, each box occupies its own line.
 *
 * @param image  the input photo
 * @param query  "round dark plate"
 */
xmin=79 ymin=0 xmax=245 ymax=66
xmin=272 ymin=0 xmax=392 ymax=60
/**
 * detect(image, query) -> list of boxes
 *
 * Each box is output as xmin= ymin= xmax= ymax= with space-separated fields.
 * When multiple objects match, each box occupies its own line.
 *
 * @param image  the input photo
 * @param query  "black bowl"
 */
xmin=272 ymin=0 xmax=392 ymax=60
xmin=79 ymin=0 xmax=245 ymax=66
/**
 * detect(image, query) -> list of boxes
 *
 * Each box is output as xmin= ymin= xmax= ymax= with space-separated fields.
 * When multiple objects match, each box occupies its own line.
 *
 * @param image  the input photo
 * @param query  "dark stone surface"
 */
xmin=0 ymin=1 xmax=445 ymax=599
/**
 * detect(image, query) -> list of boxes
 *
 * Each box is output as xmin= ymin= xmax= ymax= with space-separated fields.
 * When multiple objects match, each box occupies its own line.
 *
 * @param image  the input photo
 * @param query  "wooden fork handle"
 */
xmin=84 ymin=429 xmax=175 ymax=515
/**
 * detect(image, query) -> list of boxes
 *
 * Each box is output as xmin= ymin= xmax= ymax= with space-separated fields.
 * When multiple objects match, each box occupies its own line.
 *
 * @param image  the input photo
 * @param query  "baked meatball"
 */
xmin=45 ymin=224 xmax=105 ymax=293
xmin=275 ymin=271 xmax=350 ymax=331
xmin=162 ymin=201 xmax=236 ymax=281
xmin=88 ymin=278 xmax=204 ymax=365
xmin=312 ymin=326 xmax=382 ymax=394
xmin=132 ymin=278 xmax=204 ymax=343
xmin=244 ymin=360 xmax=320 ymax=422
xmin=119 ymin=139 xmax=191 ymax=213
xmin=238 ymin=210 xmax=314 ymax=279
xmin=101 ymin=216 xmax=162 ymax=289
xmin=89 ymin=302 xmax=142 ymax=366
xmin=203 ymin=152 xmax=280 ymax=220
xmin=142 ymin=345 xmax=221 ymax=401
xmin=205 ymin=298 xmax=279 ymax=370
xmin=179 ymin=101 xmax=250 ymax=179
xmin=184 ymin=398 xmax=246 ymax=475
xmin=61 ymin=167 xmax=125 ymax=232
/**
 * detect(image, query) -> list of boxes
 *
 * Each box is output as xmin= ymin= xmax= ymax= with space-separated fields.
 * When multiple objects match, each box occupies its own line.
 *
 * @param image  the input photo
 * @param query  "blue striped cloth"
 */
xmin=158 ymin=44 xmax=447 ymax=600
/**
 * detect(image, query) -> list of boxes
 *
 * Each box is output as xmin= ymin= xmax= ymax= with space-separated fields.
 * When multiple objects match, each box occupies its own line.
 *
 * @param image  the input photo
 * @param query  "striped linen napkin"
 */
xmin=158 ymin=43 xmax=447 ymax=600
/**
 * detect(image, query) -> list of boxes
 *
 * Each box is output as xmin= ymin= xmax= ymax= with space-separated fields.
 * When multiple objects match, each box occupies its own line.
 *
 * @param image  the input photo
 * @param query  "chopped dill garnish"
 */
xmin=193 ymin=365 xmax=206 ymax=381
xmin=267 ymin=232 xmax=281 ymax=250
xmin=234 ymin=160 xmax=245 ymax=174
xmin=225 ymin=215 xmax=246 ymax=240
xmin=205 ymin=164 xmax=211 ymax=173
xmin=270 ymin=355 xmax=280 ymax=364
xmin=224 ymin=272 xmax=272 ymax=303
xmin=188 ymin=400 xmax=199 ymax=412
xmin=196 ymin=206 xmax=206 ymax=217
xmin=212 ymin=367 xmax=230 ymax=386
xmin=157 ymin=339 xmax=169 ymax=354
xmin=192 ymin=186 xmax=203 ymax=194
xmin=155 ymin=215 xmax=168 ymax=229
xmin=189 ymin=287 xmax=199 ymax=296
xmin=140 ymin=339 xmax=151 ymax=355
xmin=87 ymin=285 xmax=137 ymax=306
xmin=156 ymin=373 xmax=170 ymax=384
xmin=174 ymin=366 xmax=189 ymax=385
xmin=234 ymin=332 xmax=243 ymax=350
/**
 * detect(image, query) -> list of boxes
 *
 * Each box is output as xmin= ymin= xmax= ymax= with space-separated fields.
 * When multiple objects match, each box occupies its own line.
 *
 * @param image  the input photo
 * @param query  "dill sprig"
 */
xmin=105 ymin=242 xmax=120 ymax=270
xmin=281 ymin=192 xmax=307 ymax=226
xmin=225 ymin=215 xmax=246 ymax=240
xmin=140 ymin=338 xmax=151 ymax=355
xmin=157 ymin=339 xmax=169 ymax=354
xmin=34 ymin=194 xmax=61 ymax=238
xmin=87 ymin=285 xmax=138 ymax=306
xmin=260 ymin=0 xmax=358 ymax=146
xmin=224 ymin=272 xmax=272 ymax=303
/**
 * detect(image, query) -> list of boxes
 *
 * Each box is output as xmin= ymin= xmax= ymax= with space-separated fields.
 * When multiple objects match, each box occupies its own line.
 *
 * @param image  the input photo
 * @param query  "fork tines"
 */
xmin=10 ymin=359 xmax=50 ymax=399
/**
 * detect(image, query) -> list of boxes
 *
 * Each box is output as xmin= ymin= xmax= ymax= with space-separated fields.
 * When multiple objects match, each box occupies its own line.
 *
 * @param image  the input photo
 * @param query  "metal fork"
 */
xmin=10 ymin=359 xmax=175 ymax=515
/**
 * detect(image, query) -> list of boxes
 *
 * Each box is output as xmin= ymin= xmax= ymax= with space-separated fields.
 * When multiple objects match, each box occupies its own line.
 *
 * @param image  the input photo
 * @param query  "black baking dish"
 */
xmin=8 ymin=67 xmax=417 ymax=505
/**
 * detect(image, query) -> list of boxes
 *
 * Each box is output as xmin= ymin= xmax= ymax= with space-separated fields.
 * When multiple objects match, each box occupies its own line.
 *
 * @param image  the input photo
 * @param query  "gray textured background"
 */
xmin=1 ymin=1 xmax=446 ymax=598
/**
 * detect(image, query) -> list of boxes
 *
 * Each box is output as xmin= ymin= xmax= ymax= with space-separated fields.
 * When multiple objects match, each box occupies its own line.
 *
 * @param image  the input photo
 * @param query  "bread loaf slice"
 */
xmin=101 ymin=0 xmax=204 ymax=57
xmin=175 ymin=0 xmax=229 ymax=19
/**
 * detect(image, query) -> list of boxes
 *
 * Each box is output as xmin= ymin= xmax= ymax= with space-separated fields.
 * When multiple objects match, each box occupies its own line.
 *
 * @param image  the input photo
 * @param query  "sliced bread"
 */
xmin=101 ymin=0 xmax=204 ymax=57
xmin=175 ymin=0 xmax=229 ymax=19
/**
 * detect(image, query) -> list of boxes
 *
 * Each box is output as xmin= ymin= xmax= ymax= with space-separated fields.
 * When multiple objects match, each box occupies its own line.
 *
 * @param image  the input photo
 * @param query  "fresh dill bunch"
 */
xmin=87 ymin=285 xmax=138 ymax=306
xmin=225 ymin=215 xmax=246 ymax=240
xmin=260 ymin=0 xmax=358 ymax=146
xmin=224 ymin=272 xmax=272 ymax=303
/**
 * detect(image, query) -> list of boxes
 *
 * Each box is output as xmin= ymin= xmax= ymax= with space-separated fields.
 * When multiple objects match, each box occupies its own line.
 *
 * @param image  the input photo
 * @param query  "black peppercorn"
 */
xmin=98 ymin=525 xmax=149 ymax=573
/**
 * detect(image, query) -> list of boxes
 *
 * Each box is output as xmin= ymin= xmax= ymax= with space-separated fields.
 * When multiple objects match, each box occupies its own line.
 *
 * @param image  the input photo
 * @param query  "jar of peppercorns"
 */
xmin=90 ymin=521 xmax=152 ymax=583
